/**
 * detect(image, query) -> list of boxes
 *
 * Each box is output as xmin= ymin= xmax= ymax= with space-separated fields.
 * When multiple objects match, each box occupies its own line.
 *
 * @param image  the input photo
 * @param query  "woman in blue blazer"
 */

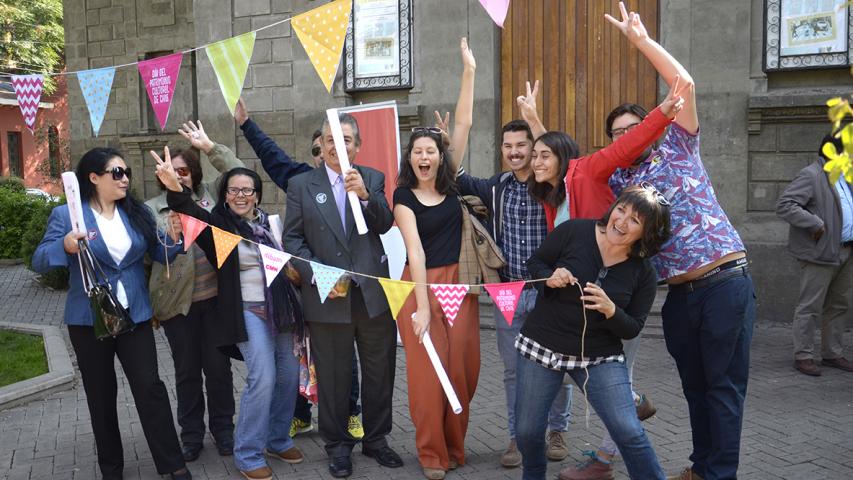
xmin=33 ymin=148 xmax=191 ymax=480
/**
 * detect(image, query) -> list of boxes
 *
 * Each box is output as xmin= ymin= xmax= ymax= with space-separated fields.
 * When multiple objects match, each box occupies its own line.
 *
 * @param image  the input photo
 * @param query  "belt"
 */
xmin=670 ymin=263 xmax=749 ymax=294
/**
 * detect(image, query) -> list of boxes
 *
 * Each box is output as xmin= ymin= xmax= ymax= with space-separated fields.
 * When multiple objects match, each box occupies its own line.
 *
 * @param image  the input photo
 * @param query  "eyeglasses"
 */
xmin=101 ymin=166 xmax=131 ymax=181
xmin=594 ymin=267 xmax=609 ymax=287
xmin=225 ymin=187 xmax=257 ymax=197
xmin=412 ymin=127 xmax=443 ymax=135
xmin=640 ymin=181 xmax=671 ymax=206
xmin=311 ymin=145 xmax=322 ymax=157
xmin=174 ymin=167 xmax=191 ymax=177
xmin=610 ymin=123 xmax=640 ymax=138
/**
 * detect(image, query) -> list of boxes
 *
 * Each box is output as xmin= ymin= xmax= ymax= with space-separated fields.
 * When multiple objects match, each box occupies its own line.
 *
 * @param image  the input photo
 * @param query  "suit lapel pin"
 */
xmin=316 ymin=192 xmax=327 ymax=204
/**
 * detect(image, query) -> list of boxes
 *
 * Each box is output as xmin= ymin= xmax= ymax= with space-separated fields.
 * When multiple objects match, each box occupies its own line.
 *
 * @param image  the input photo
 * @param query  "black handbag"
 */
xmin=77 ymin=239 xmax=135 ymax=340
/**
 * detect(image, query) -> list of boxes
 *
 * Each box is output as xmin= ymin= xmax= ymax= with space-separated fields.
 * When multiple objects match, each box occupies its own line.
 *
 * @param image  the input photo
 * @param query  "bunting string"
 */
xmin=176 ymin=213 xmax=550 ymax=290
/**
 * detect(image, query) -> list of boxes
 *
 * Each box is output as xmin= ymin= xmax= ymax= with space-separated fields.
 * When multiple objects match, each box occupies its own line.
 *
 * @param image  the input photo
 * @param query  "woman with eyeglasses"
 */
xmin=521 ymin=77 xmax=685 ymax=229
xmin=33 ymin=148 xmax=190 ymax=480
xmin=145 ymin=120 xmax=245 ymax=462
xmin=514 ymin=185 xmax=671 ymax=480
xmin=154 ymin=148 xmax=304 ymax=480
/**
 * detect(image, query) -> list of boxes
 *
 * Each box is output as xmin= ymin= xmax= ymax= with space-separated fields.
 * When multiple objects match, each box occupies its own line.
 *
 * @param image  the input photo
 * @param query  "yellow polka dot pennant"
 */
xmin=292 ymin=0 xmax=353 ymax=93
xmin=211 ymin=226 xmax=242 ymax=268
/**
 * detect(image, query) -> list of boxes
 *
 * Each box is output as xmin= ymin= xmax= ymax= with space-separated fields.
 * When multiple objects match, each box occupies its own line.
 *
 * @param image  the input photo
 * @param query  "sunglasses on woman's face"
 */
xmin=311 ymin=145 xmax=322 ymax=157
xmin=174 ymin=167 xmax=191 ymax=177
xmin=101 ymin=166 xmax=131 ymax=181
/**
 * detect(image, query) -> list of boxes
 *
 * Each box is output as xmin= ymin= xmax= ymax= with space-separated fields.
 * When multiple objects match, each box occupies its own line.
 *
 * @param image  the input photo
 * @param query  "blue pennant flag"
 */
xmin=77 ymin=67 xmax=116 ymax=136
xmin=310 ymin=261 xmax=345 ymax=303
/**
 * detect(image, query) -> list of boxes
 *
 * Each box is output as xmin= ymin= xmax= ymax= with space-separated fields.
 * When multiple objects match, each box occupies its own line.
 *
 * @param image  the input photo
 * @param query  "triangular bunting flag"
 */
xmin=292 ymin=0 xmax=352 ymax=92
xmin=478 ymin=0 xmax=510 ymax=27
xmin=77 ymin=67 xmax=116 ymax=136
xmin=310 ymin=261 xmax=345 ymax=303
xmin=258 ymin=244 xmax=292 ymax=287
xmin=210 ymin=226 xmax=242 ymax=268
xmin=484 ymin=281 xmax=526 ymax=326
xmin=378 ymin=278 xmax=415 ymax=320
xmin=178 ymin=213 xmax=207 ymax=252
xmin=430 ymin=283 xmax=470 ymax=327
xmin=205 ymin=32 xmax=256 ymax=114
xmin=11 ymin=74 xmax=44 ymax=133
xmin=137 ymin=52 xmax=183 ymax=130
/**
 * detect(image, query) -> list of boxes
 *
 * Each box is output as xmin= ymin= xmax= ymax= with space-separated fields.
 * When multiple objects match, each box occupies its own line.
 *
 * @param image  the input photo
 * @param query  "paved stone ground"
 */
xmin=1 ymin=264 xmax=852 ymax=480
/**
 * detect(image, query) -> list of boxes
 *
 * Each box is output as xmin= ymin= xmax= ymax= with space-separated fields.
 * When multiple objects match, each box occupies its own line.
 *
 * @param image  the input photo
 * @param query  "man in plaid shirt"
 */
xmin=456 ymin=120 xmax=572 ymax=467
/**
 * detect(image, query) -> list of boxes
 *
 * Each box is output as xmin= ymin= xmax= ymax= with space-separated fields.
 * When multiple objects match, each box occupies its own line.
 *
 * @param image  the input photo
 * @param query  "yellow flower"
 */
xmin=823 ymin=123 xmax=853 ymax=184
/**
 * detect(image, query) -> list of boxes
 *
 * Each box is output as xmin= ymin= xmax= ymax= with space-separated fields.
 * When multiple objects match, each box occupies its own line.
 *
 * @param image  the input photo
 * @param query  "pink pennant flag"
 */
xmin=179 ymin=213 xmax=207 ymax=252
xmin=485 ymin=281 xmax=526 ymax=326
xmin=11 ymin=74 xmax=44 ymax=133
xmin=138 ymin=53 xmax=183 ymax=130
xmin=430 ymin=284 xmax=470 ymax=327
xmin=478 ymin=0 xmax=510 ymax=28
xmin=258 ymin=244 xmax=292 ymax=287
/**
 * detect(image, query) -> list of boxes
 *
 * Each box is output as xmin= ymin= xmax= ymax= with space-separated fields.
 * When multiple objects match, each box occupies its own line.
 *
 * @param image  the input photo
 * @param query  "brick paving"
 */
xmin=1 ymin=264 xmax=852 ymax=479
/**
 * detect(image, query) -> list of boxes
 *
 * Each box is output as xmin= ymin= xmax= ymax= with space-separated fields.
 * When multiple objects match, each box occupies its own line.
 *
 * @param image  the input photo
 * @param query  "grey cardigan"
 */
xmin=776 ymin=158 xmax=845 ymax=266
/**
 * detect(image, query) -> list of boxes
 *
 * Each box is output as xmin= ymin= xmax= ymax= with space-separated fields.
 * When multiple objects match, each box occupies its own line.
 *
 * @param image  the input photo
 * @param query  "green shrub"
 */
xmin=20 ymin=195 xmax=68 ymax=290
xmin=0 ymin=189 xmax=45 ymax=258
xmin=0 ymin=176 xmax=26 ymax=193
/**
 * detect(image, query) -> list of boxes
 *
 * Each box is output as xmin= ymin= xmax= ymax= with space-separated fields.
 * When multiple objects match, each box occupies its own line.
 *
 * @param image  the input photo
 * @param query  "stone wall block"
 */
xmin=272 ymin=0 xmax=291 ymax=14
xmin=251 ymin=112 xmax=293 ymax=135
xmin=272 ymin=88 xmax=293 ymax=111
xmin=234 ymin=0 xmax=271 ymax=17
xmin=236 ymin=137 xmax=259 ymax=159
xmin=749 ymin=125 xmax=778 ymax=152
xmin=86 ymin=10 xmax=100 ymax=26
xmin=242 ymin=87 xmax=275 ymax=113
xmin=748 ymin=182 xmax=781 ymax=211
xmin=252 ymin=39 xmax=273 ymax=64
xmin=750 ymin=152 xmax=809 ymax=182
xmin=252 ymin=15 xmax=291 ymax=39
xmin=252 ymin=63 xmax=293 ymax=88
xmin=86 ymin=0 xmax=111 ymax=9
xmin=99 ymin=39 xmax=125 ymax=57
xmin=271 ymin=38 xmax=292 ymax=63
xmin=778 ymin=123 xmax=832 ymax=152
xmin=87 ymin=25 xmax=112 ymax=42
xmin=99 ymin=6 xmax=124 ymax=24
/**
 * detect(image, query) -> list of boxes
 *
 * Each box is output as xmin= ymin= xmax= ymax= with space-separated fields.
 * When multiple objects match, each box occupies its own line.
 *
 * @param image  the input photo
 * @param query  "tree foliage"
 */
xmin=0 ymin=0 xmax=64 ymax=94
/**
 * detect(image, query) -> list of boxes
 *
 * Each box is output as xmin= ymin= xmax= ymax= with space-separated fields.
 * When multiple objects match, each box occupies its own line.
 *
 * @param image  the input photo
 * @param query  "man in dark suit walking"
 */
xmin=283 ymin=113 xmax=402 ymax=478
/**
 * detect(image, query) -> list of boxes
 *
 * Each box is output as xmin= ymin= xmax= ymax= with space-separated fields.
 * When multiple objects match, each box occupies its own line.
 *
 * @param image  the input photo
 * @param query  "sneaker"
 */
xmin=499 ymin=439 xmax=521 ymax=468
xmin=636 ymin=394 xmax=657 ymax=421
xmin=290 ymin=417 xmax=313 ymax=438
xmin=667 ymin=467 xmax=704 ymax=480
xmin=422 ymin=467 xmax=446 ymax=479
xmin=558 ymin=451 xmax=614 ymax=480
xmin=546 ymin=430 xmax=569 ymax=461
xmin=348 ymin=415 xmax=365 ymax=439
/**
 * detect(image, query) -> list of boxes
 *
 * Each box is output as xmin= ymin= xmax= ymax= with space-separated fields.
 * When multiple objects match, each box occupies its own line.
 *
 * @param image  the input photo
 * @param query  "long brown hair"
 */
xmin=527 ymin=131 xmax=580 ymax=208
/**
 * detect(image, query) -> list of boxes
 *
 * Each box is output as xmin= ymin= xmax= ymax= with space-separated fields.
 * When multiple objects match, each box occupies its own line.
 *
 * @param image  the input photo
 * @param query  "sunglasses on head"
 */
xmin=640 ymin=181 xmax=671 ymax=206
xmin=594 ymin=267 xmax=609 ymax=287
xmin=412 ymin=127 xmax=443 ymax=135
xmin=311 ymin=145 xmax=322 ymax=157
xmin=101 ymin=166 xmax=131 ymax=181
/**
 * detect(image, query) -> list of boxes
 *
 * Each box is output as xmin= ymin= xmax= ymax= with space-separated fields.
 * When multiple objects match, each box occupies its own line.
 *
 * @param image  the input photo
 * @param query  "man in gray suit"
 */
xmin=283 ymin=113 xmax=402 ymax=478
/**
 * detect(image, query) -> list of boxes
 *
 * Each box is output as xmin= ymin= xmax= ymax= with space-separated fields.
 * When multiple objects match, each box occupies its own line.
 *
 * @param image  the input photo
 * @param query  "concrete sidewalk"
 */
xmin=1 ymin=265 xmax=852 ymax=479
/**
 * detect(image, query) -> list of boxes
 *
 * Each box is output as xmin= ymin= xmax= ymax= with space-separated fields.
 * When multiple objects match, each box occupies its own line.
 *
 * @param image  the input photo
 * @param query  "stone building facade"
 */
xmin=62 ymin=0 xmax=853 ymax=323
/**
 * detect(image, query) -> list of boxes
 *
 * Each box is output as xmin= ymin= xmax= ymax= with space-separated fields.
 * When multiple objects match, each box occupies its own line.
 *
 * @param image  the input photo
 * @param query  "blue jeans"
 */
xmin=515 ymin=354 xmax=664 ymax=480
xmin=234 ymin=309 xmax=299 ymax=471
xmin=600 ymin=335 xmax=642 ymax=456
xmin=663 ymin=273 xmax=755 ymax=480
xmin=495 ymin=288 xmax=572 ymax=438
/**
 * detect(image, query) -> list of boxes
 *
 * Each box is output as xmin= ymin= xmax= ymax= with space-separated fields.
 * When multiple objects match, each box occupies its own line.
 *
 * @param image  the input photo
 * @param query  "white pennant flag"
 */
xmin=258 ymin=244 xmax=291 ymax=287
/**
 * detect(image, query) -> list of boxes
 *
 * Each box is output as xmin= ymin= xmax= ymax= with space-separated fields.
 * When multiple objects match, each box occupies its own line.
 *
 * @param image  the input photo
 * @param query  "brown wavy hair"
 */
xmin=596 ymin=184 xmax=672 ymax=258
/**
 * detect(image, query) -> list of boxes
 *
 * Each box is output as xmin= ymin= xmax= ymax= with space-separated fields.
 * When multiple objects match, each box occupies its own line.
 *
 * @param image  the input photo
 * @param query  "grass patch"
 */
xmin=0 ymin=329 xmax=48 ymax=388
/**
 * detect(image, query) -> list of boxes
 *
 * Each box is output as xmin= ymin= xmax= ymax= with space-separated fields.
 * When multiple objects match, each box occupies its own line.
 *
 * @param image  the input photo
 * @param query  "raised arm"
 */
xmin=606 ymin=2 xmax=698 ymax=133
xmin=517 ymin=81 xmax=546 ymax=139
xmin=235 ymin=98 xmax=312 ymax=192
xmin=177 ymin=120 xmax=243 ymax=173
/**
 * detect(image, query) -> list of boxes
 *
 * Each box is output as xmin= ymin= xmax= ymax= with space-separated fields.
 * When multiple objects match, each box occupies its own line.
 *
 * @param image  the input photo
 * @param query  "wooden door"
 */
xmin=501 ymin=0 xmax=659 ymax=156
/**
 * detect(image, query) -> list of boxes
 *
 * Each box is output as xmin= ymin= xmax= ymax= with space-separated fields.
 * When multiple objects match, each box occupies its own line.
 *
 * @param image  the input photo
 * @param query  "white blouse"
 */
xmin=92 ymin=208 xmax=132 ymax=308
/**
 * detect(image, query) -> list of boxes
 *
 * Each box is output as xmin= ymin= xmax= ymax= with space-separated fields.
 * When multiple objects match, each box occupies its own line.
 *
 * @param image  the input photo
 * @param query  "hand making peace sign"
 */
xmin=150 ymin=146 xmax=183 ymax=193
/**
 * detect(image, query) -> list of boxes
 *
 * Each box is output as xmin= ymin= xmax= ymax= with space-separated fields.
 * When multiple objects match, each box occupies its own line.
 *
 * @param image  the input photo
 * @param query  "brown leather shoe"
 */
xmin=822 ymin=357 xmax=853 ymax=372
xmin=794 ymin=359 xmax=822 ymax=376
xmin=265 ymin=446 xmax=304 ymax=464
xmin=239 ymin=465 xmax=273 ymax=480
xmin=500 ymin=439 xmax=522 ymax=468
xmin=667 ymin=467 xmax=704 ymax=480
xmin=635 ymin=394 xmax=657 ymax=421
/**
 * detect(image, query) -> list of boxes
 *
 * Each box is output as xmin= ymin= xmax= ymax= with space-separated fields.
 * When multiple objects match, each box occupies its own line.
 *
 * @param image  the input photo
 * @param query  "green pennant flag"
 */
xmin=205 ymin=31 xmax=256 ymax=114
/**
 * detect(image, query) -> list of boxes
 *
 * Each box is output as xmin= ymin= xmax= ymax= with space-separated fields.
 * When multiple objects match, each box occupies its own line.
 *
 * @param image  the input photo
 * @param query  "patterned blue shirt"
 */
xmin=835 ymin=177 xmax=853 ymax=242
xmin=500 ymin=176 xmax=548 ymax=281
